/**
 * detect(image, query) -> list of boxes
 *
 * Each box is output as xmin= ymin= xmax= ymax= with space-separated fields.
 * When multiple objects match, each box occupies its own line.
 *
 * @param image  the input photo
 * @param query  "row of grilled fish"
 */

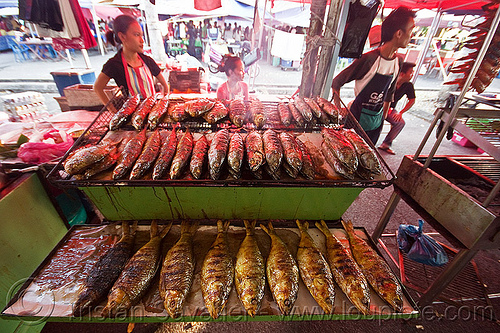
xmin=64 ymin=128 xmax=316 ymax=181
xmin=108 ymin=94 xmax=343 ymax=130
xmin=73 ymin=219 xmax=403 ymax=318
xmin=321 ymin=127 xmax=382 ymax=180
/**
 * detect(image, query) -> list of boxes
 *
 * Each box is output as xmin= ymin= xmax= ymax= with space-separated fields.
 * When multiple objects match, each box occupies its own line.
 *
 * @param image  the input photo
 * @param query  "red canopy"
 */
xmin=382 ymin=0 xmax=490 ymax=12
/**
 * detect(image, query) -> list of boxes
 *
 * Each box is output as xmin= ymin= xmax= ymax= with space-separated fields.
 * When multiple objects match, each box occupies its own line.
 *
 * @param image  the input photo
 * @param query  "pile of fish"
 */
xmin=321 ymin=127 xmax=382 ymax=180
xmin=445 ymin=2 xmax=500 ymax=93
xmin=72 ymin=219 xmax=404 ymax=318
xmin=63 ymin=128 xmax=318 ymax=181
xmin=107 ymin=94 xmax=343 ymax=130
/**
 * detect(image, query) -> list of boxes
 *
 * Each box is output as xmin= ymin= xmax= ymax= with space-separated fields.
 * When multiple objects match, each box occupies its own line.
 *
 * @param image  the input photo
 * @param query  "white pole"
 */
xmin=91 ymin=0 xmax=105 ymax=56
xmin=82 ymin=49 xmax=92 ymax=68
xmin=66 ymin=49 xmax=74 ymax=68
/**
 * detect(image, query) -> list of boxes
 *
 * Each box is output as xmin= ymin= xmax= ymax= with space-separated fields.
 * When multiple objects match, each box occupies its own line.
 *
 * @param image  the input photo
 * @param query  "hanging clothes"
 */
xmin=52 ymin=0 xmax=96 ymax=51
xmin=36 ymin=0 xmax=80 ymax=39
xmin=19 ymin=0 xmax=64 ymax=32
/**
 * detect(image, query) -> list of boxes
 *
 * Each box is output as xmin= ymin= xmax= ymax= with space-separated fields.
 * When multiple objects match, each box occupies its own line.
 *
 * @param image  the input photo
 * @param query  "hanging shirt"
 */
xmin=102 ymin=49 xmax=161 ymax=98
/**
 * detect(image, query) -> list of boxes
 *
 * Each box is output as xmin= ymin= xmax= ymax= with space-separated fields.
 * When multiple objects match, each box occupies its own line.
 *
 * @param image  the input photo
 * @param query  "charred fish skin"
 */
xmin=342 ymin=220 xmax=404 ymax=313
xmin=189 ymin=135 xmax=209 ymax=179
xmin=169 ymin=103 xmax=189 ymax=122
xmin=201 ymin=220 xmax=234 ymax=319
xmin=229 ymin=99 xmax=246 ymax=127
xmin=295 ymin=138 xmax=315 ymax=180
xmin=170 ymin=129 xmax=194 ymax=179
xmin=303 ymin=97 xmax=322 ymax=118
xmin=73 ymin=222 xmax=137 ymax=316
xmin=113 ymin=128 xmax=148 ymax=180
xmin=316 ymin=96 xmax=341 ymax=124
xmin=249 ymin=99 xmax=266 ymax=128
xmin=160 ymin=221 xmax=199 ymax=318
xmin=78 ymin=146 xmax=120 ymax=180
xmin=64 ymin=142 xmax=117 ymax=176
xmin=260 ymin=222 xmax=299 ymax=316
xmin=235 ymin=220 xmax=265 ymax=317
xmin=208 ymin=129 xmax=230 ymax=180
xmin=109 ymin=95 xmax=141 ymax=131
xmin=279 ymin=132 xmax=303 ymax=175
xmin=288 ymin=101 xmax=305 ymax=127
xmin=228 ymin=132 xmax=245 ymax=178
xmin=322 ymin=128 xmax=358 ymax=172
xmin=148 ymin=95 xmax=169 ymax=130
xmin=263 ymin=129 xmax=283 ymax=174
xmin=278 ymin=102 xmax=292 ymax=127
xmin=102 ymin=220 xmax=173 ymax=318
xmin=245 ymin=131 xmax=265 ymax=172
xmin=152 ymin=128 xmax=178 ymax=180
xmin=295 ymin=220 xmax=335 ymax=314
xmin=341 ymin=128 xmax=382 ymax=175
xmin=132 ymin=94 xmax=158 ymax=130
xmin=203 ymin=100 xmax=229 ymax=124
xmin=321 ymin=142 xmax=355 ymax=180
xmin=315 ymin=220 xmax=370 ymax=315
xmin=130 ymin=130 xmax=162 ymax=180
xmin=293 ymin=96 xmax=313 ymax=122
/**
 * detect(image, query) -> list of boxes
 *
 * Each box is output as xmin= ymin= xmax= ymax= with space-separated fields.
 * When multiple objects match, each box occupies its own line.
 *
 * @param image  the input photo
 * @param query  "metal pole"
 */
xmin=412 ymin=10 xmax=442 ymax=85
xmin=66 ymin=49 xmax=74 ymax=68
xmin=91 ymin=0 xmax=105 ymax=56
xmin=423 ymin=5 xmax=500 ymax=169
xmin=321 ymin=0 xmax=350 ymax=99
xmin=81 ymin=49 xmax=92 ymax=68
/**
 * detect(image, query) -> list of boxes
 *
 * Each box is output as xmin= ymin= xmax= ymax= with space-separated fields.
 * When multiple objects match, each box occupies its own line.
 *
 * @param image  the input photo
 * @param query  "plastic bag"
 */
xmin=17 ymin=129 xmax=74 ymax=164
xmin=397 ymin=220 xmax=449 ymax=267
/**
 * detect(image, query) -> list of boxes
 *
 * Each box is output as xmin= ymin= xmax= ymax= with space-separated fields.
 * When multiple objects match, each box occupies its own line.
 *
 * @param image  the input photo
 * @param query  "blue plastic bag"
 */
xmin=397 ymin=220 xmax=449 ymax=267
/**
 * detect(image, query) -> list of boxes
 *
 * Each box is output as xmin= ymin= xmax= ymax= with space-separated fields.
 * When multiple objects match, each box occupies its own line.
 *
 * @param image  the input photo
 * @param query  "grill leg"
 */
xmin=372 ymin=191 xmax=401 ymax=242
xmin=418 ymin=248 xmax=478 ymax=307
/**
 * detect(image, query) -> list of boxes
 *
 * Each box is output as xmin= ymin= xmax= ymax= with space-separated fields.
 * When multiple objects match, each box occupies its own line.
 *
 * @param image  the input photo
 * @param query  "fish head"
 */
xmin=101 ymin=289 xmax=130 ymax=317
xmin=276 ymin=296 xmax=295 ymax=316
xmin=164 ymin=290 xmax=184 ymax=318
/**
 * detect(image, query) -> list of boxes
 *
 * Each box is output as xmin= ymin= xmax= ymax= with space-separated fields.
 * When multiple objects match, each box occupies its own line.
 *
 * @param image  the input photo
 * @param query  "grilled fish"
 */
xmin=113 ymin=128 xmax=148 ymax=180
xmin=77 ymin=146 xmax=120 ymax=180
xmin=152 ymin=127 xmax=178 ymax=180
xmin=293 ymin=96 xmax=313 ymax=122
xmin=235 ymin=220 xmax=265 ymax=317
xmin=160 ymin=221 xmax=199 ymax=318
xmin=249 ymin=99 xmax=266 ymax=128
xmin=264 ymin=164 xmax=282 ymax=180
xmin=264 ymin=103 xmax=281 ymax=126
xmin=102 ymin=220 xmax=172 ymax=317
xmin=229 ymin=99 xmax=246 ymax=127
xmin=316 ymin=96 xmax=341 ymax=124
xmin=109 ymin=95 xmax=141 ymax=131
xmin=341 ymin=128 xmax=382 ymax=175
xmin=342 ymin=220 xmax=404 ymax=313
xmin=288 ymin=101 xmax=305 ymax=127
xmin=170 ymin=129 xmax=194 ymax=179
xmin=322 ymin=128 xmax=358 ymax=172
xmin=208 ymin=129 xmax=230 ymax=180
xmin=303 ymin=97 xmax=322 ymax=118
xmin=185 ymin=98 xmax=216 ymax=118
xmin=201 ymin=220 xmax=234 ymax=319
xmin=189 ymin=135 xmax=209 ymax=179
xmin=260 ymin=222 xmax=299 ymax=316
xmin=169 ymin=103 xmax=189 ymax=122
xmin=295 ymin=138 xmax=315 ymax=180
xmin=321 ymin=142 xmax=355 ymax=180
xmin=203 ymin=100 xmax=228 ymax=124
xmin=295 ymin=220 xmax=335 ymax=314
xmin=279 ymin=132 xmax=302 ymax=176
xmin=316 ymin=220 xmax=370 ymax=315
xmin=73 ymin=221 xmax=137 ymax=316
xmin=148 ymin=95 xmax=169 ymax=130
xmin=64 ymin=141 xmax=118 ymax=175
xmin=132 ymin=94 xmax=158 ymax=130
xmin=130 ymin=130 xmax=162 ymax=180
xmin=262 ymin=129 xmax=283 ymax=173
xmin=228 ymin=132 xmax=245 ymax=179
xmin=278 ymin=102 xmax=292 ymax=127
xmin=245 ymin=131 xmax=265 ymax=172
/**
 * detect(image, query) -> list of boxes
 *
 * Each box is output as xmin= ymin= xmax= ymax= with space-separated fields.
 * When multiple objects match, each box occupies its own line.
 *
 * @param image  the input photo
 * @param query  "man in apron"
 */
xmin=332 ymin=6 xmax=416 ymax=144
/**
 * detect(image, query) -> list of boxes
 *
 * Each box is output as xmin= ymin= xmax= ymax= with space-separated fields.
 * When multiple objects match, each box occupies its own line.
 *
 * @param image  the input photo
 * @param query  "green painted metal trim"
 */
xmin=81 ymin=186 xmax=363 ymax=221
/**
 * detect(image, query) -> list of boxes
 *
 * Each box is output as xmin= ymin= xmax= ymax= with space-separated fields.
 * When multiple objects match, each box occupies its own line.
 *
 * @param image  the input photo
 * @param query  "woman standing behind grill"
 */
xmin=94 ymin=15 xmax=168 ymax=104
xmin=216 ymin=55 xmax=249 ymax=101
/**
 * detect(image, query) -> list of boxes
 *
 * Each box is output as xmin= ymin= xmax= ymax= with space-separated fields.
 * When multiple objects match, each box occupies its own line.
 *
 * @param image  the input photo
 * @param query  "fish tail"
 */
xmin=150 ymin=220 xmax=159 ymax=238
xmin=341 ymin=219 xmax=354 ymax=235
xmin=243 ymin=220 xmax=257 ymax=235
xmin=130 ymin=220 xmax=139 ymax=235
xmin=159 ymin=220 xmax=173 ymax=238
xmin=180 ymin=220 xmax=199 ymax=236
xmin=217 ymin=220 xmax=230 ymax=233
xmin=295 ymin=219 xmax=309 ymax=232
xmin=315 ymin=220 xmax=330 ymax=236
xmin=121 ymin=221 xmax=130 ymax=236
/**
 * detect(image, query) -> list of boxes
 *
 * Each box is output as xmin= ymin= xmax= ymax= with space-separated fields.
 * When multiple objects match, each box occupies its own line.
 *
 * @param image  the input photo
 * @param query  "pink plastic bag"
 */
xmin=17 ymin=130 xmax=74 ymax=164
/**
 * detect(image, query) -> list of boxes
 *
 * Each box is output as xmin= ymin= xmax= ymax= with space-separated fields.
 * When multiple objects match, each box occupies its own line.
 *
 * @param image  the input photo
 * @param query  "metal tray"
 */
xmin=46 ymin=92 xmax=395 ymax=188
xmin=1 ymin=221 xmax=418 ymax=323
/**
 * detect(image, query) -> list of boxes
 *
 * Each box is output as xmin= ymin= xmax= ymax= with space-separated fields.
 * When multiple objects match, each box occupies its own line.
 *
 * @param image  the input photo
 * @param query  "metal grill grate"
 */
xmin=453 ymin=157 xmax=500 ymax=183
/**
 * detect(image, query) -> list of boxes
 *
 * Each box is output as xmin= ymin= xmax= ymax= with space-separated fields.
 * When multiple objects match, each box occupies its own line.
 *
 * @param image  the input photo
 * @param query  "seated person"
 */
xmin=216 ymin=55 xmax=249 ymax=101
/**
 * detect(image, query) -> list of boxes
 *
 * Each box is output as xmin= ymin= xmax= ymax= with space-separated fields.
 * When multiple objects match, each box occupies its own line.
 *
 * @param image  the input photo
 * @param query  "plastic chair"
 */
xmin=7 ymin=39 xmax=31 ymax=62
